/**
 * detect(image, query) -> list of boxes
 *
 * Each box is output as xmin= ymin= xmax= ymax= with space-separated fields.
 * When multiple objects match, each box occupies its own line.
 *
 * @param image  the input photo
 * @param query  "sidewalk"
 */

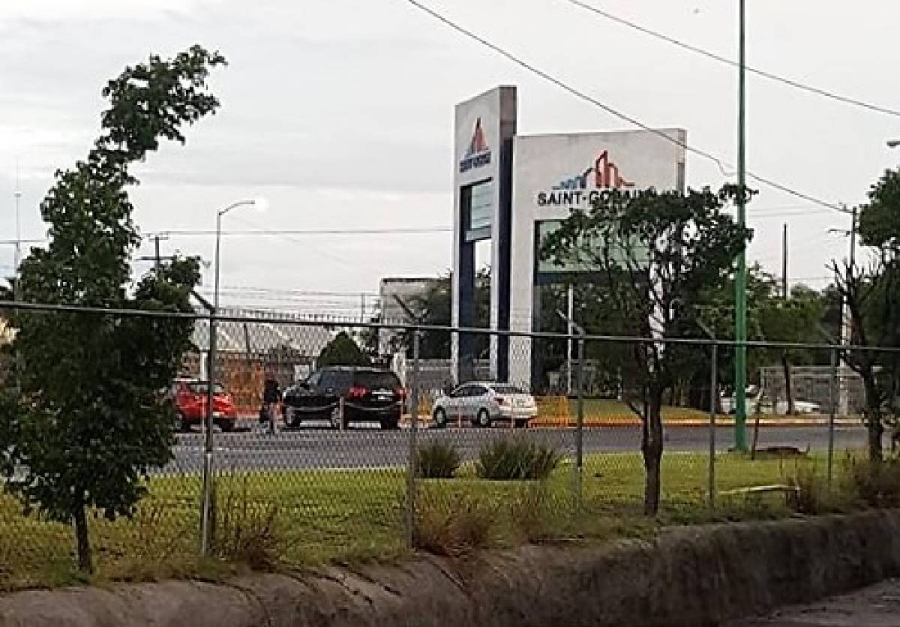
xmin=400 ymin=414 xmax=860 ymax=428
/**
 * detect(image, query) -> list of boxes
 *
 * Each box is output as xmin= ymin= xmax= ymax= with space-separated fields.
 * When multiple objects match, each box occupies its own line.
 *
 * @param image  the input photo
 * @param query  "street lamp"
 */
xmin=200 ymin=196 xmax=266 ymax=555
xmin=214 ymin=198 xmax=267 ymax=311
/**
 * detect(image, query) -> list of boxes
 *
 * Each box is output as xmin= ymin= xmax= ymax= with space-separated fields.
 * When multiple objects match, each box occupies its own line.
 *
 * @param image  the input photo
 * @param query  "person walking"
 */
xmin=262 ymin=375 xmax=282 ymax=434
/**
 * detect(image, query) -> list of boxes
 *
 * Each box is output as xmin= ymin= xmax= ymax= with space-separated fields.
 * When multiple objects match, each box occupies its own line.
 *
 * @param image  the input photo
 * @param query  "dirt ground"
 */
xmin=726 ymin=579 xmax=900 ymax=626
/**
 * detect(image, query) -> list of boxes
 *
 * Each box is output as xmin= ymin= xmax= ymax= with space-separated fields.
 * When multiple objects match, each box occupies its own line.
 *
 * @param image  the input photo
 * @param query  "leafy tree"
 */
xmin=0 ymin=46 xmax=225 ymax=573
xmin=317 ymin=331 xmax=372 ymax=367
xmin=541 ymin=186 xmax=752 ymax=515
xmin=832 ymin=168 xmax=900 ymax=461
xmin=400 ymin=269 xmax=492 ymax=360
xmin=758 ymin=285 xmax=825 ymax=413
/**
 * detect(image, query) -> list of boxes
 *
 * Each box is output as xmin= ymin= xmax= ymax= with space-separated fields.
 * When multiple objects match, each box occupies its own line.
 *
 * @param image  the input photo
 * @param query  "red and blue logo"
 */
xmin=459 ymin=118 xmax=492 ymax=173
xmin=538 ymin=150 xmax=635 ymax=207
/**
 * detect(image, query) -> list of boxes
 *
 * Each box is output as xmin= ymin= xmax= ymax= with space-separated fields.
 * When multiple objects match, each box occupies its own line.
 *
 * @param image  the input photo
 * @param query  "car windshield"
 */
xmin=491 ymin=384 xmax=526 ymax=394
xmin=354 ymin=371 xmax=400 ymax=389
xmin=187 ymin=382 xmax=225 ymax=395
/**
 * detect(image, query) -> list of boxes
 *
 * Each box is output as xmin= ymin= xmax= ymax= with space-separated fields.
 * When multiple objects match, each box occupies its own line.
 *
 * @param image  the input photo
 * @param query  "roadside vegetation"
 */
xmin=2 ymin=441 xmax=890 ymax=591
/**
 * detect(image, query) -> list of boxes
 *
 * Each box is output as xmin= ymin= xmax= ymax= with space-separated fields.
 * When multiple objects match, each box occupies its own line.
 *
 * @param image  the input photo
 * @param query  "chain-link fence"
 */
xmin=0 ymin=303 xmax=890 ymax=586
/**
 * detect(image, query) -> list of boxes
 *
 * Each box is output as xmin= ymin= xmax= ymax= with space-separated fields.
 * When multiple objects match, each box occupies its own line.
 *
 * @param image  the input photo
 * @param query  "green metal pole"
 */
xmin=734 ymin=0 xmax=748 ymax=451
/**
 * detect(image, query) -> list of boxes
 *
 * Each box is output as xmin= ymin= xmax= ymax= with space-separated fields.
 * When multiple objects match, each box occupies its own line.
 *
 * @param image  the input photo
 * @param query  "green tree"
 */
xmin=400 ymin=269 xmax=491 ymax=360
xmin=0 ymin=46 xmax=225 ymax=573
xmin=317 ymin=331 xmax=372 ymax=367
xmin=541 ymin=186 xmax=752 ymax=515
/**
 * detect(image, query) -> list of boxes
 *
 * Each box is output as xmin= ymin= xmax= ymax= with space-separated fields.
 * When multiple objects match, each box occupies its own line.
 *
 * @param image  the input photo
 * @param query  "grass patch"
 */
xmin=0 ymin=449 xmax=868 ymax=590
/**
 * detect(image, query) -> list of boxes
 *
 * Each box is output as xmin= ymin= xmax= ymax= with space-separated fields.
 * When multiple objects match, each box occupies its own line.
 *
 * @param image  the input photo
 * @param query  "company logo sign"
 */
xmin=459 ymin=118 xmax=492 ymax=173
xmin=536 ymin=150 xmax=635 ymax=207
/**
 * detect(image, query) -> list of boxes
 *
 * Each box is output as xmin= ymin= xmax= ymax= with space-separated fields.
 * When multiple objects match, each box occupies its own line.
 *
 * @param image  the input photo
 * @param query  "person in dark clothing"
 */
xmin=261 ymin=377 xmax=282 ymax=433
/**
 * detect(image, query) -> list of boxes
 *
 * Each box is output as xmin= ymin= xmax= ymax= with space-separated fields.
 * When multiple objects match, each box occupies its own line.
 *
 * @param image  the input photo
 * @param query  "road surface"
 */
xmin=726 ymin=578 xmax=900 ymax=626
xmin=166 ymin=423 xmax=869 ymax=473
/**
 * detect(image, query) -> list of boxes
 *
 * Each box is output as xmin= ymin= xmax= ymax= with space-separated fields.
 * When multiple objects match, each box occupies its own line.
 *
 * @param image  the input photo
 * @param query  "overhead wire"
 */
xmin=403 ymin=0 xmax=851 ymax=215
xmin=561 ymin=0 xmax=900 ymax=119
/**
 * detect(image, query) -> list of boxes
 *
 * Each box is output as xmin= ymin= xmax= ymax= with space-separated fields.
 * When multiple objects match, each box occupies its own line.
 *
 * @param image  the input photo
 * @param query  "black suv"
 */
xmin=282 ymin=366 xmax=405 ymax=430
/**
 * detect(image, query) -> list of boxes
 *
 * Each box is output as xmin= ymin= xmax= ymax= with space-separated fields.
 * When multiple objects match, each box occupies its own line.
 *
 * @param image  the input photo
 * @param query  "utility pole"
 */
xmin=733 ymin=0 xmax=749 ymax=451
xmin=837 ymin=206 xmax=857 ymax=416
xmin=782 ymin=223 xmax=789 ymax=300
xmin=566 ymin=283 xmax=575 ymax=395
xmin=139 ymin=233 xmax=170 ymax=272
xmin=13 ymin=160 xmax=22 ymax=303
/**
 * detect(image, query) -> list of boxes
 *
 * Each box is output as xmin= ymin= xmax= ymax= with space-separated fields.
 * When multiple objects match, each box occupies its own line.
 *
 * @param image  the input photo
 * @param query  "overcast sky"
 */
xmin=1 ymin=0 xmax=899 ymax=316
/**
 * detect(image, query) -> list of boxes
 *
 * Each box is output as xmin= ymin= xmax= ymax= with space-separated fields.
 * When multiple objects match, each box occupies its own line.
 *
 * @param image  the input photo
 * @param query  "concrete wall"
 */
xmin=4 ymin=511 xmax=900 ymax=627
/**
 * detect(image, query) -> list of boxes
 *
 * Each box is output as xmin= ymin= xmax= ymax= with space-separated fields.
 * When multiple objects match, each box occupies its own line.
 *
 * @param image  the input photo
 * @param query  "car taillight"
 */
xmin=348 ymin=386 xmax=368 ymax=399
xmin=396 ymin=388 xmax=407 ymax=400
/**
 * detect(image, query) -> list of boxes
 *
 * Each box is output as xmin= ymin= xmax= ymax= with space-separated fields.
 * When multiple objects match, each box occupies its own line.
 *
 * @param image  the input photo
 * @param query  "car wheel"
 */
xmin=514 ymin=418 xmax=528 ymax=429
xmin=433 ymin=408 xmax=448 ymax=429
xmin=380 ymin=415 xmax=400 ymax=431
xmin=174 ymin=412 xmax=188 ymax=433
xmin=284 ymin=407 xmax=301 ymax=429
xmin=217 ymin=419 xmax=234 ymax=433
xmin=476 ymin=409 xmax=492 ymax=428
xmin=330 ymin=407 xmax=349 ymax=430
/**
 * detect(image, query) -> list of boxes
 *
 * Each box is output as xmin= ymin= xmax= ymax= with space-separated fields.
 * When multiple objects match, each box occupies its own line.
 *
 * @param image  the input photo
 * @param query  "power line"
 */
xmin=146 ymin=226 xmax=452 ymax=238
xmin=403 ymin=0 xmax=851 ymax=215
xmin=561 ymin=0 xmax=900 ymax=119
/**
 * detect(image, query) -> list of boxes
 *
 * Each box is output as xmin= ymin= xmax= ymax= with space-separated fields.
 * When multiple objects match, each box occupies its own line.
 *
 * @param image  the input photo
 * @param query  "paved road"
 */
xmin=726 ymin=579 xmax=900 ymax=626
xmin=165 ymin=423 xmax=869 ymax=473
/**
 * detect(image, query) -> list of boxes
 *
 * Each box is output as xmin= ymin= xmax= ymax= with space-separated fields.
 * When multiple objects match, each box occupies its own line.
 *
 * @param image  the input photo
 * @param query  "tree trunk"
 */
xmin=72 ymin=500 xmax=92 ymax=574
xmin=642 ymin=387 xmax=664 ymax=516
xmin=781 ymin=352 xmax=794 ymax=415
xmin=864 ymin=378 xmax=884 ymax=463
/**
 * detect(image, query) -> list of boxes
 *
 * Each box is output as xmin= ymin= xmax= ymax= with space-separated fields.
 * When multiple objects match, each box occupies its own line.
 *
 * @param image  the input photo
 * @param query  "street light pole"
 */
xmin=200 ymin=198 xmax=263 ymax=555
xmin=733 ymin=0 xmax=749 ymax=451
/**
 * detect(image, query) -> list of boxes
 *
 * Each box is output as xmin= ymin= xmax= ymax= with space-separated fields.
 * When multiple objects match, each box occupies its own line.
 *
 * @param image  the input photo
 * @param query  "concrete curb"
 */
xmin=2 ymin=510 xmax=900 ymax=627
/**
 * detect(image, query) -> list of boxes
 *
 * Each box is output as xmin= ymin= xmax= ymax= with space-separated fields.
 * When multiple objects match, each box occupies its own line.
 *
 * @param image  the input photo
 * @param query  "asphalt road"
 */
xmin=165 ymin=423 xmax=870 ymax=473
xmin=726 ymin=578 xmax=900 ymax=626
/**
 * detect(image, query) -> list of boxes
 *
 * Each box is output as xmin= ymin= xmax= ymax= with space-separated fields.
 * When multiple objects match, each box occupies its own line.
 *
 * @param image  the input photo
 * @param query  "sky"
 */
xmin=1 ymin=0 xmax=899 ymax=316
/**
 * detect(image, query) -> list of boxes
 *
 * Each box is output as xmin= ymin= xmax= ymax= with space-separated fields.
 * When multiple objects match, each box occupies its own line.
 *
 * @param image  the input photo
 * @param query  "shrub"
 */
xmin=415 ymin=440 xmax=462 ymax=479
xmin=412 ymin=485 xmax=497 ymax=557
xmin=212 ymin=481 xmax=289 ymax=571
xmin=844 ymin=457 xmax=900 ymax=508
xmin=476 ymin=437 xmax=561 ymax=481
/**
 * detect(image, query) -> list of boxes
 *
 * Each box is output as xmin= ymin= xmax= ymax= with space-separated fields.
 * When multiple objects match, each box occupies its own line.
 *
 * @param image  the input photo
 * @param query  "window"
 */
xmin=452 ymin=385 xmax=473 ymax=398
xmin=306 ymin=372 xmax=321 ymax=388
xmin=354 ymin=371 xmax=400 ymax=389
xmin=462 ymin=179 xmax=493 ymax=235
xmin=188 ymin=382 xmax=225 ymax=395
xmin=491 ymin=384 xmax=525 ymax=394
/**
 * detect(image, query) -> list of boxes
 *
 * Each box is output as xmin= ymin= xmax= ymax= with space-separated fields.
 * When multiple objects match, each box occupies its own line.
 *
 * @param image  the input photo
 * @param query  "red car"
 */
xmin=170 ymin=378 xmax=238 ymax=432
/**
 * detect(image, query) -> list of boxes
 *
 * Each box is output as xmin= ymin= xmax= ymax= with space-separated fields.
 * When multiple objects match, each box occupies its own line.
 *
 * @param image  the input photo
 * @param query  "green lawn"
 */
xmin=0 ymin=451 xmax=836 ymax=591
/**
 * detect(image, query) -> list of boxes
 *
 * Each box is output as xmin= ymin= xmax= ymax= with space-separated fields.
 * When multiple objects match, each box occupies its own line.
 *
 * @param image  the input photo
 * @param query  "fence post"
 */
xmin=709 ymin=342 xmax=718 ymax=510
xmin=200 ymin=309 xmax=217 ymax=555
xmin=828 ymin=347 xmax=838 ymax=489
xmin=405 ymin=329 xmax=421 ymax=549
xmin=575 ymin=335 xmax=585 ymax=511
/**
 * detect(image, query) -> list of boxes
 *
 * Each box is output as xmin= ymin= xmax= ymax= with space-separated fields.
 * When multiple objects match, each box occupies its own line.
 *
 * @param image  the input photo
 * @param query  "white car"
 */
xmin=431 ymin=382 xmax=538 ymax=428
xmin=720 ymin=388 xmax=821 ymax=415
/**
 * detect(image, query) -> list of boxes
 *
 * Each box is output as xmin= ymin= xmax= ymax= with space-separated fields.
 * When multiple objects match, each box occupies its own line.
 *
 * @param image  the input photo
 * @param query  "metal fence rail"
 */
xmin=0 ymin=302 xmax=887 ymax=585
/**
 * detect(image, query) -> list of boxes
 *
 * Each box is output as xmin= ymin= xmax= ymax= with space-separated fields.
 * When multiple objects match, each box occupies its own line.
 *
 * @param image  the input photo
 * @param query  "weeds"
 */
xmin=476 ymin=437 xmax=561 ymax=481
xmin=508 ymin=482 xmax=566 ymax=543
xmin=412 ymin=485 xmax=497 ymax=557
xmin=415 ymin=441 xmax=461 ymax=479
xmin=786 ymin=463 xmax=827 ymax=514
xmin=844 ymin=456 xmax=900 ymax=508
xmin=212 ymin=479 xmax=289 ymax=571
